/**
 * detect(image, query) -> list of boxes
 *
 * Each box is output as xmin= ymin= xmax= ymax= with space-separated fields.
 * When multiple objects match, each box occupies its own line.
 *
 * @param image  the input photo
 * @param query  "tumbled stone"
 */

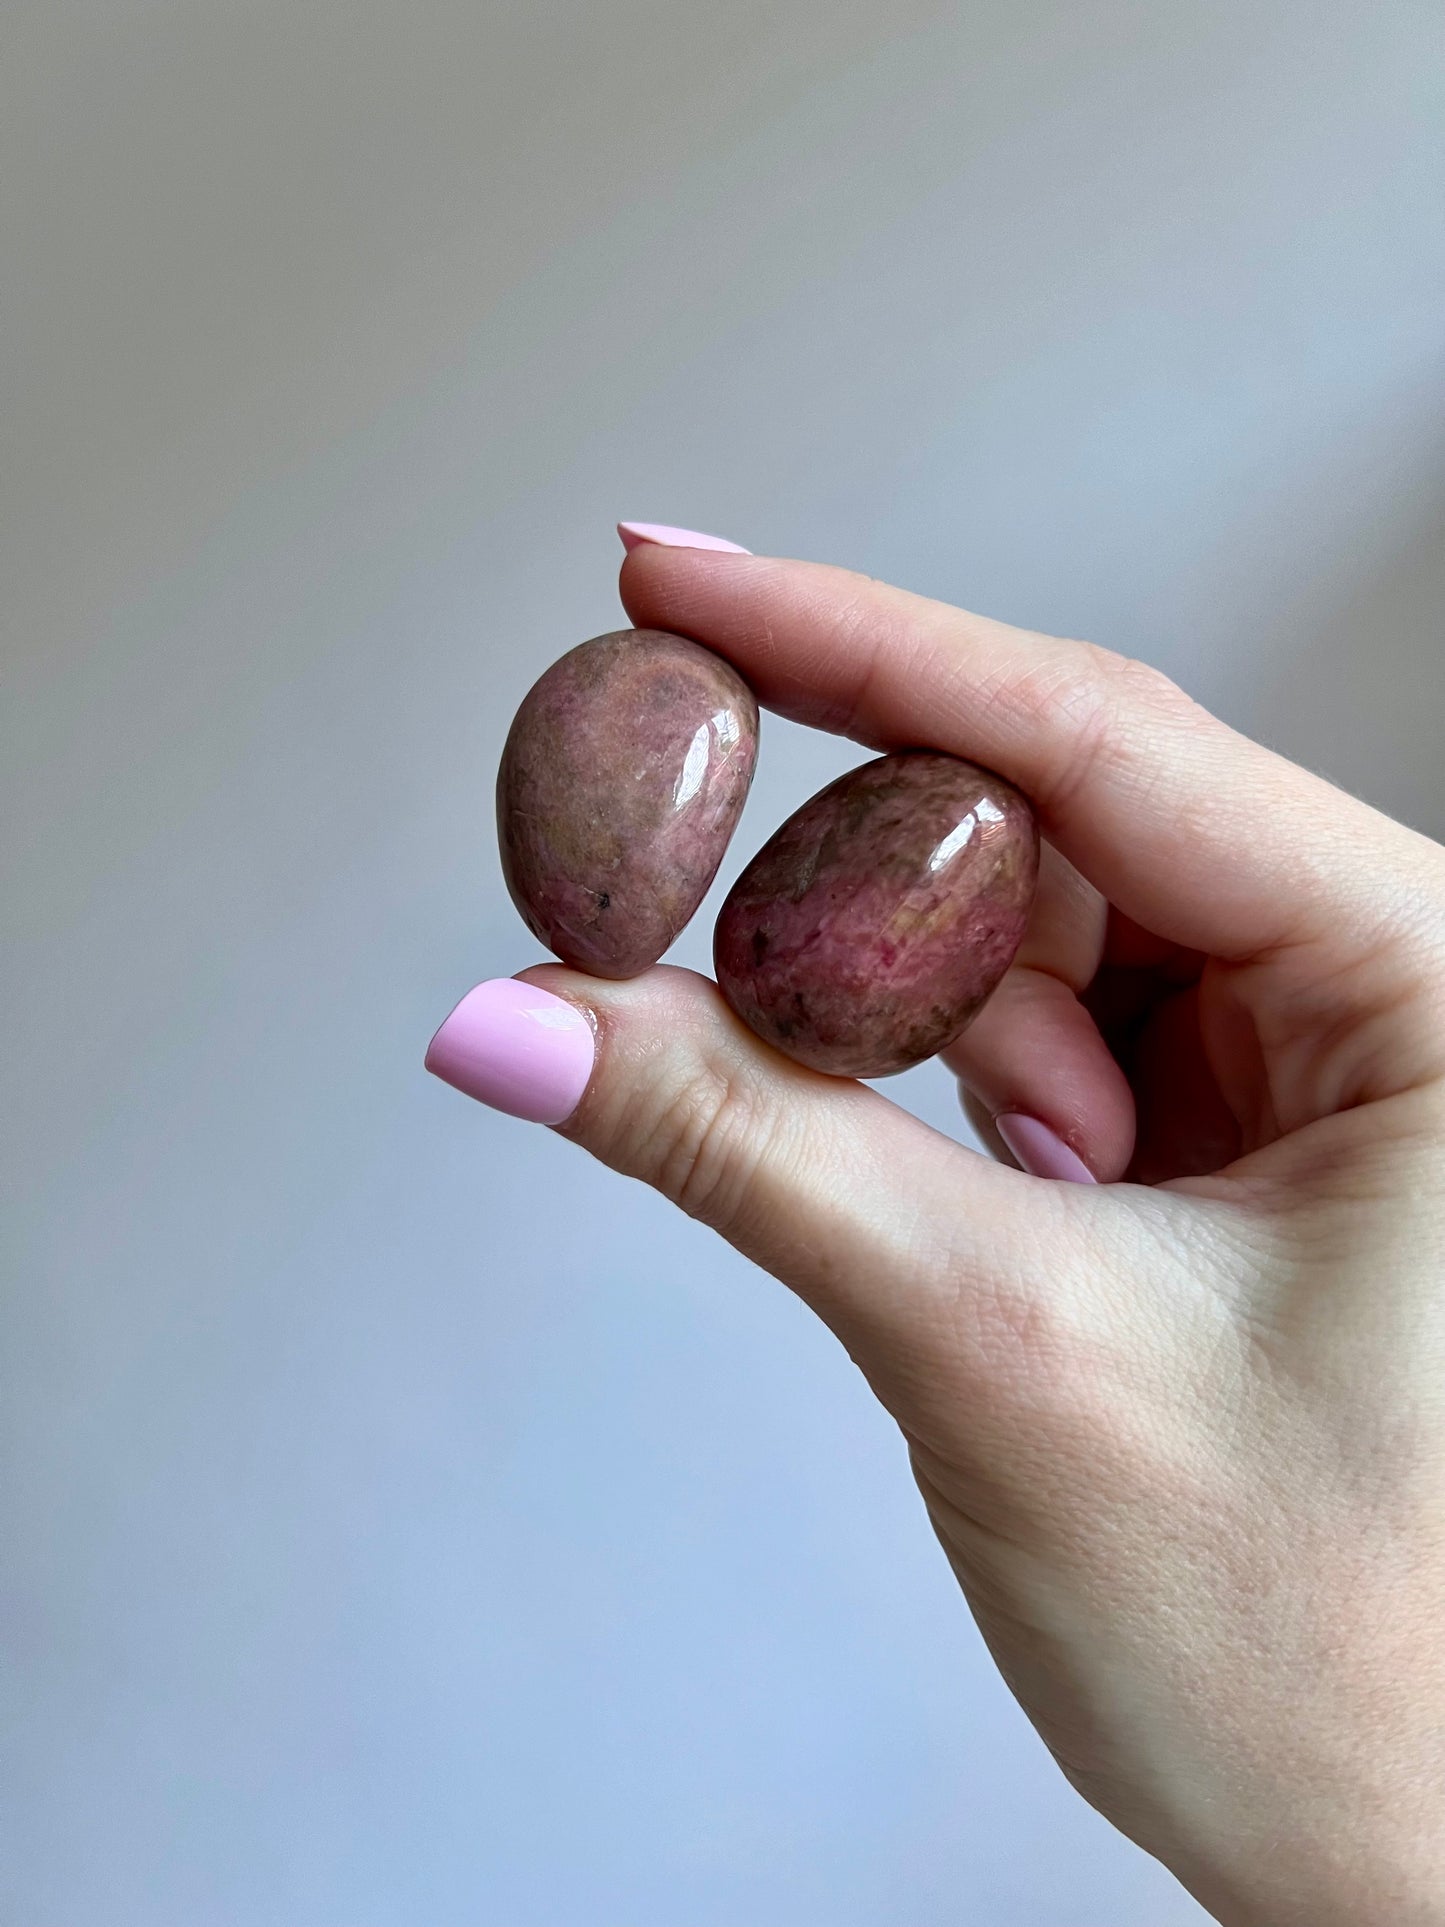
xmin=713 ymin=750 xmax=1038 ymax=1077
xmin=498 ymin=628 xmax=759 ymax=978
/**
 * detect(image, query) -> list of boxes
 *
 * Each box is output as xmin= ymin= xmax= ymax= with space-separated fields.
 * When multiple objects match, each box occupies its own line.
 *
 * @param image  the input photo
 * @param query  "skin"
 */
xmin=520 ymin=545 xmax=1445 ymax=1924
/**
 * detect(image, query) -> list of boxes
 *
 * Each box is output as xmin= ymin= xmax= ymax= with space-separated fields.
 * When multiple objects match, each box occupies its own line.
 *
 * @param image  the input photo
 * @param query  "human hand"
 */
xmin=426 ymin=532 xmax=1445 ymax=1924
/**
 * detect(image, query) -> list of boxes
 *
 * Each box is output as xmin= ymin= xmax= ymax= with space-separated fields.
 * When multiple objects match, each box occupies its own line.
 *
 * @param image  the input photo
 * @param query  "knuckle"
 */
xmin=1031 ymin=643 xmax=1210 ymax=820
xmin=634 ymin=1054 xmax=769 ymax=1226
xmin=1081 ymin=640 xmax=1189 ymax=707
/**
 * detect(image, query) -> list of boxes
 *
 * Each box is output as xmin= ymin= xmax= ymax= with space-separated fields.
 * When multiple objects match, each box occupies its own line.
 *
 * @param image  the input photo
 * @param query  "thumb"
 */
xmin=424 ymin=964 xmax=1105 ymax=1387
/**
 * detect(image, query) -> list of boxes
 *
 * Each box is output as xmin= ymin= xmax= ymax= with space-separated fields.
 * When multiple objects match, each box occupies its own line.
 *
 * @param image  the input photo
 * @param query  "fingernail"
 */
xmin=425 ymin=979 xmax=594 ymax=1124
xmin=617 ymin=521 xmax=751 ymax=554
xmin=995 ymin=1113 xmax=1097 ymax=1184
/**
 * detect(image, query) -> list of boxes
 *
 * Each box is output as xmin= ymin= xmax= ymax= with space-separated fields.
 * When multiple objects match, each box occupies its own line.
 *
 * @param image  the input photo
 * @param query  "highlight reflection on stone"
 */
xmin=713 ymin=751 xmax=1038 ymax=1077
xmin=498 ymin=628 xmax=759 ymax=978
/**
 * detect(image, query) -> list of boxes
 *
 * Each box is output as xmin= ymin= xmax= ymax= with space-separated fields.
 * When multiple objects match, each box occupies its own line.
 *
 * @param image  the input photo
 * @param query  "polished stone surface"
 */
xmin=713 ymin=751 xmax=1037 ymax=1077
xmin=498 ymin=628 xmax=759 ymax=977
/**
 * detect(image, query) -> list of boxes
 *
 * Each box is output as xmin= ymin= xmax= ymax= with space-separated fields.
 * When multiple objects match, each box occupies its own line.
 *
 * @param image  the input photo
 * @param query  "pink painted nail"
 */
xmin=995 ymin=1113 xmax=1097 ymax=1184
xmin=425 ymin=979 xmax=595 ymax=1124
xmin=617 ymin=521 xmax=751 ymax=555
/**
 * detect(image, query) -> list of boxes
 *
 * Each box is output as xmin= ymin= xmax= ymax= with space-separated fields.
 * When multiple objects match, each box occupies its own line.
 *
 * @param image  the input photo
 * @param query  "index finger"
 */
xmin=619 ymin=543 xmax=1404 ymax=960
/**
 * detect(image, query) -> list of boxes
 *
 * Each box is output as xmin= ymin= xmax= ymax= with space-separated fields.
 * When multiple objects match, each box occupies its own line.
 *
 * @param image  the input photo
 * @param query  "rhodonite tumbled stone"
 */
xmin=498 ymin=628 xmax=759 ymax=978
xmin=713 ymin=751 xmax=1038 ymax=1077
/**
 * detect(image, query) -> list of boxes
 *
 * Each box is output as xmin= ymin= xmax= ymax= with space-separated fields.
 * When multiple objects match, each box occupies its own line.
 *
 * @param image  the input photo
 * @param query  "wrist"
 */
xmin=1179 ymin=1829 xmax=1445 ymax=1927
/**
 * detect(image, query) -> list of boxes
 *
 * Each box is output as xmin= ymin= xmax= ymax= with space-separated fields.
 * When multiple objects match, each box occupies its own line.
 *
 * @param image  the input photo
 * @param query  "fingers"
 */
xmin=425 ymin=965 xmax=1108 ymax=1379
xmin=618 ymin=545 xmax=1423 ymax=962
xmin=945 ymin=845 xmax=1136 ymax=1182
xmin=525 ymin=963 xmax=1006 ymax=1351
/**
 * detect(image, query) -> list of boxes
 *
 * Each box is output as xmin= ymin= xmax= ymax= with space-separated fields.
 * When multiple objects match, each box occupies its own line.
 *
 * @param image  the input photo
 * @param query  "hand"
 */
xmin=426 ymin=536 xmax=1445 ymax=1925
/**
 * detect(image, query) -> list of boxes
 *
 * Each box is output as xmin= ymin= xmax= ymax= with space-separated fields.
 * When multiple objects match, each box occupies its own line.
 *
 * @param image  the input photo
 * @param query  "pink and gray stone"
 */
xmin=713 ymin=751 xmax=1038 ymax=1077
xmin=498 ymin=628 xmax=759 ymax=978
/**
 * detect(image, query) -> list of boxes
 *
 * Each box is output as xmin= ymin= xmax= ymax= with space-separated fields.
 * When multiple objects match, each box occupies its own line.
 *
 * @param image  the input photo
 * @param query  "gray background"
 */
xmin=3 ymin=2 xmax=1441 ymax=1921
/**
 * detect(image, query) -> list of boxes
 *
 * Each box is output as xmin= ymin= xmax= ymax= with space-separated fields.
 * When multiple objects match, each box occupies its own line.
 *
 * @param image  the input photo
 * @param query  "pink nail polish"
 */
xmin=425 ymin=979 xmax=594 ymax=1124
xmin=995 ymin=1113 xmax=1097 ymax=1184
xmin=617 ymin=521 xmax=751 ymax=554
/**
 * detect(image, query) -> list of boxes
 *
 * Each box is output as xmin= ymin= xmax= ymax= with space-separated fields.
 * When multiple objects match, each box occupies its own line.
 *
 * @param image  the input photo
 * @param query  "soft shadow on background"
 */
xmin=3 ymin=4 xmax=1441 ymax=1922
